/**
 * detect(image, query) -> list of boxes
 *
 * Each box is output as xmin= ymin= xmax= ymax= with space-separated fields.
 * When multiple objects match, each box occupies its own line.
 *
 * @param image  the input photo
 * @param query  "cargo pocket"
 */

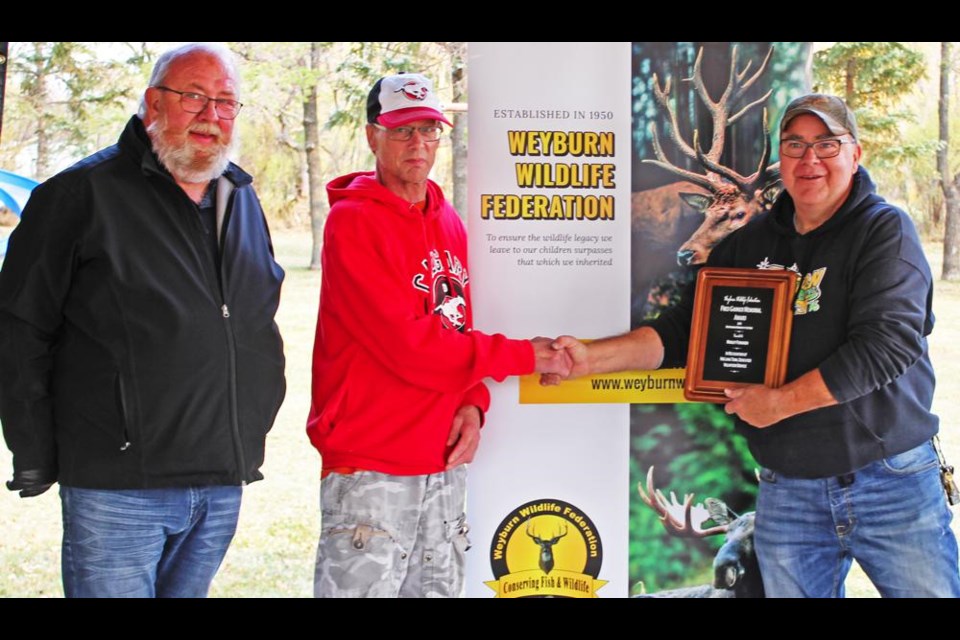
xmin=420 ymin=512 xmax=471 ymax=598
xmin=314 ymin=514 xmax=400 ymax=598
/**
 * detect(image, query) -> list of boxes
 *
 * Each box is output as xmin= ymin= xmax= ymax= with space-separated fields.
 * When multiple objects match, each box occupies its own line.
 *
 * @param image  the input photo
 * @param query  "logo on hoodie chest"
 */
xmin=412 ymin=249 xmax=470 ymax=332
xmin=757 ymin=257 xmax=826 ymax=315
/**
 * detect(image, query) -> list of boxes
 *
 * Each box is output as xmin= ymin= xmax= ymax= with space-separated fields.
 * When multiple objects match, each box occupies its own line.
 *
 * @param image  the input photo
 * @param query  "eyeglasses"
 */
xmin=372 ymin=123 xmax=443 ymax=142
xmin=780 ymin=138 xmax=855 ymax=159
xmin=153 ymin=86 xmax=244 ymax=119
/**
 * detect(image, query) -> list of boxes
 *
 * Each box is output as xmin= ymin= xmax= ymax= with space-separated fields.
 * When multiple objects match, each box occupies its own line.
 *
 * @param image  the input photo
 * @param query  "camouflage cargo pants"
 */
xmin=313 ymin=466 xmax=471 ymax=598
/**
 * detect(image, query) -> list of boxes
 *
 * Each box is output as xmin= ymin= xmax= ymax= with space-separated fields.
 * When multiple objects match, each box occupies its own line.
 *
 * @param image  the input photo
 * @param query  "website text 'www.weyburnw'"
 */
xmin=589 ymin=375 xmax=685 ymax=392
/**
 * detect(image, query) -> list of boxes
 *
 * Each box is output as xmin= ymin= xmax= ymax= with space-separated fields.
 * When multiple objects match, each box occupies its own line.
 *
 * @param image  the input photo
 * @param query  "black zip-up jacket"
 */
xmin=651 ymin=167 xmax=937 ymax=477
xmin=0 ymin=116 xmax=286 ymax=489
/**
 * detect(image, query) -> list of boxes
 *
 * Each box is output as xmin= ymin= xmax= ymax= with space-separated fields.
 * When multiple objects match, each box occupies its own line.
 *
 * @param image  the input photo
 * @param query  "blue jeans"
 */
xmin=60 ymin=485 xmax=242 ymax=598
xmin=755 ymin=442 xmax=960 ymax=598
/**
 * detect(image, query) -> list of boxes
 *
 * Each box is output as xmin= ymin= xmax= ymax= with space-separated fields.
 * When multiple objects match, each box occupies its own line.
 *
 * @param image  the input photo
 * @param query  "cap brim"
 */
xmin=782 ymin=108 xmax=851 ymax=138
xmin=378 ymin=107 xmax=454 ymax=128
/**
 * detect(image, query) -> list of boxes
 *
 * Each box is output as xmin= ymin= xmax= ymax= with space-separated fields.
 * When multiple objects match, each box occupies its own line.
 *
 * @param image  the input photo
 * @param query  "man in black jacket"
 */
xmin=0 ymin=43 xmax=286 ymax=597
xmin=548 ymin=94 xmax=960 ymax=597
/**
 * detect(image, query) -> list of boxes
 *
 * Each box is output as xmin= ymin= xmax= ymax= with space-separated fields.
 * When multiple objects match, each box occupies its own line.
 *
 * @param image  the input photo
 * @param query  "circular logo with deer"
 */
xmin=484 ymin=498 xmax=606 ymax=598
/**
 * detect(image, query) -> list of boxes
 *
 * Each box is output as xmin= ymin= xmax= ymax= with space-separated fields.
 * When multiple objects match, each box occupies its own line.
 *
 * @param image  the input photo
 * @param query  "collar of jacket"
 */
xmin=326 ymin=171 xmax=448 ymax=223
xmin=767 ymin=165 xmax=884 ymax=238
xmin=118 ymin=115 xmax=253 ymax=189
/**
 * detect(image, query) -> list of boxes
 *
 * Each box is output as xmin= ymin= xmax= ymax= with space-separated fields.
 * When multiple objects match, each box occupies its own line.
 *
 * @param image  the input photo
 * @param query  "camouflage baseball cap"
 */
xmin=780 ymin=94 xmax=858 ymax=140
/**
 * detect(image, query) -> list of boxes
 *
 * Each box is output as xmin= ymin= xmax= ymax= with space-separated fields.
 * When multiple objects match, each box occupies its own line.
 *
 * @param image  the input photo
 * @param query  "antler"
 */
xmin=527 ymin=519 xmax=568 ymax=542
xmin=638 ymin=467 xmax=729 ymax=538
xmin=643 ymin=45 xmax=775 ymax=191
xmin=646 ymin=71 xmax=717 ymax=193
xmin=689 ymin=45 xmax=773 ymax=161
xmin=525 ymin=519 xmax=538 ymax=541
xmin=695 ymin=108 xmax=775 ymax=194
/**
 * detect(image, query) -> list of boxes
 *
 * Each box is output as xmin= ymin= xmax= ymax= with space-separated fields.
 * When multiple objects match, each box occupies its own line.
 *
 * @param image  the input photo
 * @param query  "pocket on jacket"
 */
xmin=114 ymin=371 xmax=132 ymax=450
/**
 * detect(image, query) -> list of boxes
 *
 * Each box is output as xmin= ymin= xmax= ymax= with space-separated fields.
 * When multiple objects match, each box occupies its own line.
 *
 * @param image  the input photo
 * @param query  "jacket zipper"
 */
xmin=215 ymin=191 xmax=248 ymax=485
xmin=221 ymin=300 xmax=246 ymax=484
xmin=184 ymin=183 xmax=248 ymax=484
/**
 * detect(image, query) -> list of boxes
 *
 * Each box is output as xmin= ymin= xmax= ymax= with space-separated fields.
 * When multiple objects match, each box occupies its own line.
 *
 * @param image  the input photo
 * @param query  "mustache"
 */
xmin=189 ymin=123 xmax=225 ymax=140
xmin=145 ymin=115 xmax=234 ymax=184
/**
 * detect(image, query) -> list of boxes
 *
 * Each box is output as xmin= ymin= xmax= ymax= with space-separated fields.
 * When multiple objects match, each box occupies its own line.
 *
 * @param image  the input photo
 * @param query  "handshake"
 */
xmin=527 ymin=327 xmax=663 ymax=387
xmin=531 ymin=336 xmax=587 ymax=386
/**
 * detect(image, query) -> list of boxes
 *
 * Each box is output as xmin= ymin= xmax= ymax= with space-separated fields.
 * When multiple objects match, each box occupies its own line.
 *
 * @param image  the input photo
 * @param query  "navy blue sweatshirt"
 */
xmin=651 ymin=167 xmax=938 ymax=478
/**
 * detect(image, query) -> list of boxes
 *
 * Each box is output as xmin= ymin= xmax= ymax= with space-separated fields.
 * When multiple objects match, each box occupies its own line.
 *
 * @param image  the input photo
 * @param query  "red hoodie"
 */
xmin=307 ymin=172 xmax=535 ymax=475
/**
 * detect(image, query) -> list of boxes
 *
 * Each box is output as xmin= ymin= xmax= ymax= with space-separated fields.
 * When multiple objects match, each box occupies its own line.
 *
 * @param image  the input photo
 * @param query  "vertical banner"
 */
xmin=627 ymin=43 xmax=808 ymax=598
xmin=468 ymin=42 xmax=809 ymax=598
xmin=467 ymin=42 xmax=631 ymax=597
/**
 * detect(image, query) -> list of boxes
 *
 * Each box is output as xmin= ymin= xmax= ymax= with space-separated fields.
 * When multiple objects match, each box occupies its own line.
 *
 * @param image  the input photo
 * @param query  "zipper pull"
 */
xmin=222 ymin=304 xmax=230 ymax=318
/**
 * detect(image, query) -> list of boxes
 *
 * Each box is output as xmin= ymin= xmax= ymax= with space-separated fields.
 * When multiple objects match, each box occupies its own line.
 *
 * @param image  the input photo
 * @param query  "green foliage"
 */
xmin=229 ymin=42 xmax=314 ymax=225
xmin=628 ymin=402 xmax=757 ymax=593
xmin=326 ymin=42 xmax=431 ymax=134
xmin=810 ymin=43 xmax=960 ymax=238
xmin=241 ymin=112 xmax=303 ymax=224
xmin=766 ymin=41 xmax=815 ymax=132
xmin=1 ymin=42 xmax=461 ymax=229
xmin=813 ymin=42 xmax=927 ymax=168
xmin=5 ymin=42 xmax=150 ymax=179
xmin=227 ymin=42 xmax=454 ymax=226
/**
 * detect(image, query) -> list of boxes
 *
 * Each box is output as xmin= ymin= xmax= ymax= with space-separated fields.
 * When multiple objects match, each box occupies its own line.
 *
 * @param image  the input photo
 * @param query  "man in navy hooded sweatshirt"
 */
xmin=549 ymin=94 xmax=960 ymax=598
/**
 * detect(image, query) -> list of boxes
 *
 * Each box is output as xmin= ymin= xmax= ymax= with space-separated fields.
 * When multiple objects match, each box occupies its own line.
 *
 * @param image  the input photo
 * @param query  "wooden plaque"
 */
xmin=684 ymin=267 xmax=798 ymax=403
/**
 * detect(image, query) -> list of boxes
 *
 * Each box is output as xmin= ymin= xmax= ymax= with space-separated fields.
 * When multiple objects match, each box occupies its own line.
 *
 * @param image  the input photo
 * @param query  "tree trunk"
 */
xmin=940 ymin=42 xmax=960 ymax=280
xmin=36 ymin=117 xmax=50 ymax=179
xmin=844 ymin=58 xmax=856 ymax=107
xmin=449 ymin=43 xmax=468 ymax=221
xmin=305 ymin=42 xmax=326 ymax=271
xmin=32 ymin=43 xmax=51 ymax=179
xmin=0 ymin=42 xmax=8 ymax=145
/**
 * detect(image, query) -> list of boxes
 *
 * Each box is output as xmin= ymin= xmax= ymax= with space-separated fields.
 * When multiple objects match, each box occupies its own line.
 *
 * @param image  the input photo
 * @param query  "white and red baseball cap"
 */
xmin=366 ymin=72 xmax=453 ymax=128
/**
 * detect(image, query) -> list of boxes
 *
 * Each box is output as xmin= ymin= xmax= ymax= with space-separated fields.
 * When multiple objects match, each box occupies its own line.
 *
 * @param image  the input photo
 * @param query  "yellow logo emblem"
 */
xmin=485 ymin=499 xmax=608 ymax=598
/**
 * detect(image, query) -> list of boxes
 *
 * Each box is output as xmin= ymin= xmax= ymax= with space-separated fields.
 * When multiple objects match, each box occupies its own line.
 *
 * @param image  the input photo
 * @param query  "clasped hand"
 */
xmin=531 ymin=335 xmax=587 ymax=385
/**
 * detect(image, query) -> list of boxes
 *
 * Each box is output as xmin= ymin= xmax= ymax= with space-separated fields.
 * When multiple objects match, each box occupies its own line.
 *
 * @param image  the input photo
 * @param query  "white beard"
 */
xmin=146 ymin=113 xmax=235 ymax=184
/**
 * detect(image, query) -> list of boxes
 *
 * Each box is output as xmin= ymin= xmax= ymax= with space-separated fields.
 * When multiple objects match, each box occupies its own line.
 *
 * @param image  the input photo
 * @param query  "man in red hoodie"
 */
xmin=307 ymin=72 xmax=570 ymax=597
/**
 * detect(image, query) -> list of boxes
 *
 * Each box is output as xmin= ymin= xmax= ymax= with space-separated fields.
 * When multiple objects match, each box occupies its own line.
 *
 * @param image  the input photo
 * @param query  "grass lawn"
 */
xmin=1 ymin=230 xmax=958 ymax=597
